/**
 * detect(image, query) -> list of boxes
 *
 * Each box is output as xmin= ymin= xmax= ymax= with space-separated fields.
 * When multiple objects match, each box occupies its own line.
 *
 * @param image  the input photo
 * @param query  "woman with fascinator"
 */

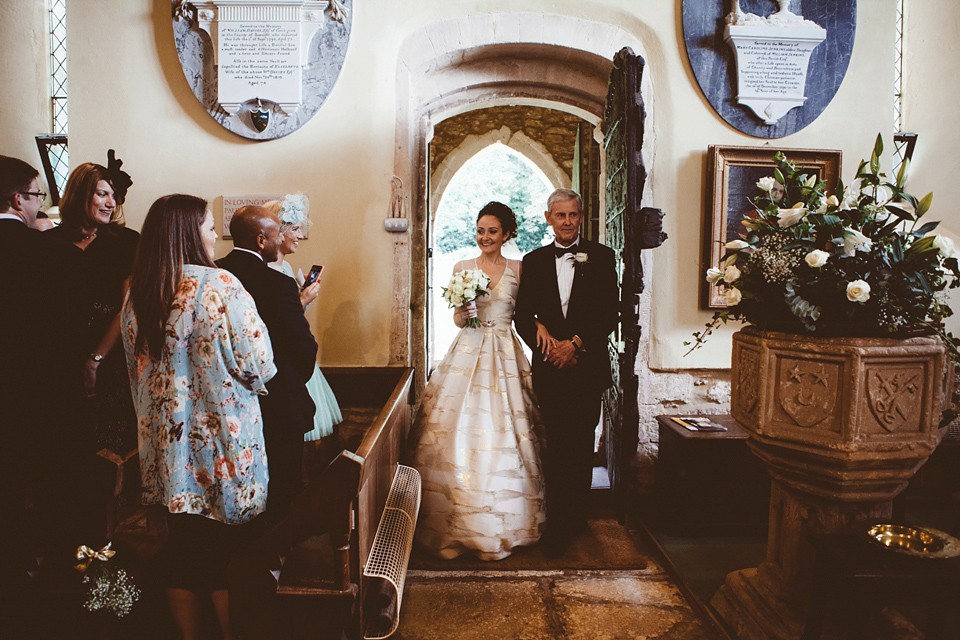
xmin=264 ymin=193 xmax=343 ymax=443
xmin=42 ymin=151 xmax=139 ymax=543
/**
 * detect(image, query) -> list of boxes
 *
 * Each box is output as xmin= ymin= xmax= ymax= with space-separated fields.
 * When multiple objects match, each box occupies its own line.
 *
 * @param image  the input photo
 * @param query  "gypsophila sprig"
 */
xmin=442 ymin=269 xmax=491 ymax=328
xmin=686 ymin=134 xmax=960 ymax=359
xmin=75 ymin=543 xmax=141 ymax=618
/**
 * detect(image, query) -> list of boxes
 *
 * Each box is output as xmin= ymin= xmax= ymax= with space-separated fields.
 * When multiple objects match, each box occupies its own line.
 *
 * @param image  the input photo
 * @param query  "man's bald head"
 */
xmin=230 ymin=205 xmax=282 ymax=261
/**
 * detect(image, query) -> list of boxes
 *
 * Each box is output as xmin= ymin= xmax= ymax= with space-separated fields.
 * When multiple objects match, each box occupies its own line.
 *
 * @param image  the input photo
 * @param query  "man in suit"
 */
xmin=514 ymin=188 xmax=619 ymax=557
xmin=0 ymin=156 xmax=46 ymax=631
xmin=217 ymin=205 xmax=318 ymax=520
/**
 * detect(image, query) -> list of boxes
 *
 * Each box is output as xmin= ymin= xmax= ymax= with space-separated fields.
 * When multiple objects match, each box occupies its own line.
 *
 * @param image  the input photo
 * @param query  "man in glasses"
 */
xmin=0 ymin=154 xmax=47 ymax=633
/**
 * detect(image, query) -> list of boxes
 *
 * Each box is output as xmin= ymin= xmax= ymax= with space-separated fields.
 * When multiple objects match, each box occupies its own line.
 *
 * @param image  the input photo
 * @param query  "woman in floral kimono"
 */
xmin=122 ymin=193 xmax=276 ymax=640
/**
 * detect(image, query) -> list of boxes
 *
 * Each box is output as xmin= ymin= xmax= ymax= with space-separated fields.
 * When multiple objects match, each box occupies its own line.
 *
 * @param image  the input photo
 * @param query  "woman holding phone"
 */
xmin=265 ymin=193 xmax=342 ymax=442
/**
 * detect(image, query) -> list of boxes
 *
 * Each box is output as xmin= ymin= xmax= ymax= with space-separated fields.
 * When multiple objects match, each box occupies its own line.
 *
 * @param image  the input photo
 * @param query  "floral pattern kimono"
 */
xmin=121 ymin=265 xmax=277 ymax=525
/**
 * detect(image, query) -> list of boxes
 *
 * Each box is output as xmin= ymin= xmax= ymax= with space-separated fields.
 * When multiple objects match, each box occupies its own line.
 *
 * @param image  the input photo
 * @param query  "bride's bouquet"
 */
xmin=442 ymin=269 xmax=491 ymax=328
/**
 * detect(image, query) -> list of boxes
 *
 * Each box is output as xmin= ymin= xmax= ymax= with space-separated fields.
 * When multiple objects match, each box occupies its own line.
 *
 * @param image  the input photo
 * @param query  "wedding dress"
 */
xmin=412 ymin=262 xmax=545 ymax=560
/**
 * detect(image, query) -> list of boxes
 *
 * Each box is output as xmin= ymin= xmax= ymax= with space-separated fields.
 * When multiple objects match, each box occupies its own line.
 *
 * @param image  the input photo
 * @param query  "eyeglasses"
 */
xmin=20 ymin=191 xmax=47 ymax=200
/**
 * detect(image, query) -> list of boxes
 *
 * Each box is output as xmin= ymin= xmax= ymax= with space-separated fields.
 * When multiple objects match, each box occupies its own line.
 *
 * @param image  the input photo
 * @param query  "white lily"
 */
xmin=777 ymin=205 xmax=807 ymax=228
xmin=839 ymin=178 xmax=862 ymax=211
xmin=842 ymin=228 xmax=873 ymax=256
xmin=725 ymin=239 xmax=751 ymax=250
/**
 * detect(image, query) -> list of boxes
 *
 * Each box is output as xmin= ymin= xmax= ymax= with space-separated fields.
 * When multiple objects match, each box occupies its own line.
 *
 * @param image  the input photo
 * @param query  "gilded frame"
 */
xmin=702 ymin=145 xmax=842 ymax=308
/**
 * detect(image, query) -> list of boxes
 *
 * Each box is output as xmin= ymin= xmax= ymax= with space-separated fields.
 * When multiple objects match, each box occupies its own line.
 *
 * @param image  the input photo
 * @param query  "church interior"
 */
xmin=3 ymin=0 xmax=960 ymax=638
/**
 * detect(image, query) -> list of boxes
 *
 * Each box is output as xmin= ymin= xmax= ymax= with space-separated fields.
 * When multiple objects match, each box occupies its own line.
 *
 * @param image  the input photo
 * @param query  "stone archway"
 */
xmin=430 ymin=126 xmax=572 ymax=223
xmin=390 ymin=13 xmax=655 ymax=405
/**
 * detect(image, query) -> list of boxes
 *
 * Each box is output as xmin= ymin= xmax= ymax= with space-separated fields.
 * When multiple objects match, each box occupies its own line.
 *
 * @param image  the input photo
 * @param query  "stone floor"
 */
xmin=392 ymin=566 xmax=722 ymax=640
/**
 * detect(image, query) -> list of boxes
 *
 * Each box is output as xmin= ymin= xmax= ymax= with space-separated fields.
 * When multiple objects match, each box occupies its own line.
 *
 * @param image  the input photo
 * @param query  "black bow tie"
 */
xmin=554 ymin=245 xmax=578 ymax=258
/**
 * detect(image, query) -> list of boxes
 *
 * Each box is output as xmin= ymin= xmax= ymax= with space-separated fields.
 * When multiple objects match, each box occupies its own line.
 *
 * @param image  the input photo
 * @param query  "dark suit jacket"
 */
xmin=0 ymin=219 xmax=43 ymax=438
xmin=216 ymin=250 xmax=317 ymax=434
xmin=514 ymin=238 xmax=619 ymax=393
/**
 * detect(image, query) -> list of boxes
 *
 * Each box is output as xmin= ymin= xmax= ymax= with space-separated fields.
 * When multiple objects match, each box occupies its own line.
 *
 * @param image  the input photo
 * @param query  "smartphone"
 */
xmin=302 ymin=265 xmax=323 ymax=290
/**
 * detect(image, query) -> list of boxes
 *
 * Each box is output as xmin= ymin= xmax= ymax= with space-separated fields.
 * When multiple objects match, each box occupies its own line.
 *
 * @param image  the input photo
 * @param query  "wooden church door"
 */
xmin=602 ymin=47 xmax=666 ymax=522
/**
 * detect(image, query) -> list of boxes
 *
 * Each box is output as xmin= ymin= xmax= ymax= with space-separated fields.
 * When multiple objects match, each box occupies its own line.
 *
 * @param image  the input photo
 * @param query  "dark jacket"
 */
xmin=216 ymin=250 xmax=317 ymax=434
xmin=514 ymin=238 xmax=619 ymax=392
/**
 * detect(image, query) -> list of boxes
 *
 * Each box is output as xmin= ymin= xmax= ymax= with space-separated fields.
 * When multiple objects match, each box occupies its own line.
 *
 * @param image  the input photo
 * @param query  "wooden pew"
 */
xmin=229 ymin=366 xmax=414 ymax=640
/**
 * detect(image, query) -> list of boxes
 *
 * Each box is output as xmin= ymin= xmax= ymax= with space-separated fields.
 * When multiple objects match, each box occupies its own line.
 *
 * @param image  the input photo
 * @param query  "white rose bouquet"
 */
xmin=688 ymin=135 xmax=960 ymax=363
xmin=442 ymin=269 xmax=492 ymax=328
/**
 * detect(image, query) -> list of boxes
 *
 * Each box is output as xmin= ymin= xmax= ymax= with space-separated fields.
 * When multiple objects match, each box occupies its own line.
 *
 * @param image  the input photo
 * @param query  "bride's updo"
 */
xmin=477 ymin=201 xmax=517 ymax=240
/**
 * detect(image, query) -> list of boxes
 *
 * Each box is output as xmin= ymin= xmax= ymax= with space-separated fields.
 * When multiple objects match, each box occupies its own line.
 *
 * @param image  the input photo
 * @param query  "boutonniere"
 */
xmin=574 ymin=252 xmax=589 ymax=264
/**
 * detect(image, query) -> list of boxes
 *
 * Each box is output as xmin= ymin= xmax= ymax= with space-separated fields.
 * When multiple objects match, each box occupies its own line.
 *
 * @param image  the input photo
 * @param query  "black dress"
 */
xmin=45 ymin=224 xmax=140 ymax=456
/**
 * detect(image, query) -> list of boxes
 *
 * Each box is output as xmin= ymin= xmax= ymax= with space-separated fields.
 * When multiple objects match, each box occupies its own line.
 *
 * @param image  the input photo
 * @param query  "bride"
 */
xmin=411 ymin=201 xmax=545 ymax=560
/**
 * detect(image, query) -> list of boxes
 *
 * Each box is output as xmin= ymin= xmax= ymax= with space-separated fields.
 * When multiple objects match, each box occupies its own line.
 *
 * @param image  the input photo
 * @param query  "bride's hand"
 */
xmin=455 ymin=301 xmax=477 ymax=326
xmin=535 ymin=322 xmax=556 ymax=354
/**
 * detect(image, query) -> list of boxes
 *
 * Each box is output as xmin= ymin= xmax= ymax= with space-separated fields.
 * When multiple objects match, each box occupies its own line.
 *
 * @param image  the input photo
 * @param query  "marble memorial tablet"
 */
xmin=682 ymin=0 xmax=856 ymax=139
xmin=172 ymin=0 xmax=352 ymax=140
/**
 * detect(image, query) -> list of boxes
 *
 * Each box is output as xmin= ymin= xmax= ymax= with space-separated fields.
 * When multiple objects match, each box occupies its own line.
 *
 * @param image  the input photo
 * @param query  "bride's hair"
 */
xmin=477 ymin=201 xmax=517 ymax=240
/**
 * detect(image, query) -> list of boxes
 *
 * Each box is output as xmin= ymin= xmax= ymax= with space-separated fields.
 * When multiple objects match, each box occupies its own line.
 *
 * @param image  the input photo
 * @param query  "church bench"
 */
xmin=229 ymin=366 xmax=415 ymax=640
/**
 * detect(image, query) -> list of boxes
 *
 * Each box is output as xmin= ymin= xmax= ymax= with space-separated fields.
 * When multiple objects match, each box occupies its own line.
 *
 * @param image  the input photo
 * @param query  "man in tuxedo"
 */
xmin=217 ymin=205 xmax=318 ymax=520
xmin=514 ymin=188 xmax=619 ymax=557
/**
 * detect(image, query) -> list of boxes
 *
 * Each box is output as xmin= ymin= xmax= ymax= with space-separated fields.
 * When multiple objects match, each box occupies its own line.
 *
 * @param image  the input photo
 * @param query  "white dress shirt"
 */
xmin=555 ymin=238 xmax=580 ymax=317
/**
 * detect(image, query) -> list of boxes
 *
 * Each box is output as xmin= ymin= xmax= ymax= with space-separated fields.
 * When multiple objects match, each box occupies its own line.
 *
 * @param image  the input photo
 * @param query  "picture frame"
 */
xmin=701 ymin=145 xmax=842 ymax=309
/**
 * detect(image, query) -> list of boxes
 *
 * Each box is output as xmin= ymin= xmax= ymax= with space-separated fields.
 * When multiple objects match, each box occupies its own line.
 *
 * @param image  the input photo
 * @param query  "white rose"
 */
xmin=933 ymin=234 xmax=957 ymax=259
xmin=574 ymin=252 xmax=589 ymax=263
xmin=724 ymin=287 xmax=742 ymax=306
xmin=842 ymin=228 xmax=873 ymax=256
xmin=725 ymin=239 xmax=750 ymax=250
xmin=723 ymin=265 xmax=741 ymax=283
xmin=705 ymin=267 xmax=723 ymax=284
xmin=777 ymin=206 xmax=807 ymax=228
xmin=804 ymin=250 xmax=830 ymax=268
xmin=756 ymin=176 xmax=777 ymax=192
xmin=846 ymin=280 xmax=871 ymax=303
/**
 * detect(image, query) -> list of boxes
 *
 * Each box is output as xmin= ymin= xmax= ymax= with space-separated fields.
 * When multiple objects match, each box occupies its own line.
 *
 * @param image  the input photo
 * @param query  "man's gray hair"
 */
xmin=546 ymin=188 xmax=583 ymax=214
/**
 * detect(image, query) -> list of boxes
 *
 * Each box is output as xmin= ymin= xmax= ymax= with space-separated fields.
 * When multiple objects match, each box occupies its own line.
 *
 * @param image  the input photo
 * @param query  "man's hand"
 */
xmin=547 ymin=339 xmax=579 ymax=369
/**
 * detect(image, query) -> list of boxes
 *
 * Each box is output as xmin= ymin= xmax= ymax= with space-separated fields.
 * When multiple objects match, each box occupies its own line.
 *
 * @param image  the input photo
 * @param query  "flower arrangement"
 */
xmin=75 ymin=543 xmax=141 ymax=618
xmin=687 ymin=135 xmax=960 ymax=361
xmin=442 ymin=269 xmax=491 ymax=328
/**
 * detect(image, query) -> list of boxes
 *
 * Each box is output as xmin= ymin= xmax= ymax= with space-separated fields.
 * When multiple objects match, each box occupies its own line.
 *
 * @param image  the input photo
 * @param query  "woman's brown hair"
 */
xmin=127 ymin=194 xmax=213 ymax=359
xmin=58 ymin=162 xmax=123 ymax=239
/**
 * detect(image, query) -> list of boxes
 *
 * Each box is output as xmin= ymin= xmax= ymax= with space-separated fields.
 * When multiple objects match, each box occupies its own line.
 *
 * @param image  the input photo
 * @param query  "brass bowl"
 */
xmin=865 ymin=523 xmax=945 ymax=554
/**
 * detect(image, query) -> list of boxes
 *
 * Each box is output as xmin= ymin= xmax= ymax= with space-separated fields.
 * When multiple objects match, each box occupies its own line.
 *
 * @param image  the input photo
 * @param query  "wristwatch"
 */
xmin=89 ymin=353 xmax=104 ymax=362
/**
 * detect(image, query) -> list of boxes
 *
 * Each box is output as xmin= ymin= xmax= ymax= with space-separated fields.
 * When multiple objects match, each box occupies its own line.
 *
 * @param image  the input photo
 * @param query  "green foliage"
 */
xmin=433 ymin=145 xmax=552 ymax=255
xmin=688 ymin=135 xmax=960 ymax=360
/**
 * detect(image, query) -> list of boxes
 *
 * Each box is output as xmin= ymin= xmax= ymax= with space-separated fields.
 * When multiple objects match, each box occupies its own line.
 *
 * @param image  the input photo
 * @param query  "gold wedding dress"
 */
xmin=412 ymin=264 xmax=545 ymax=560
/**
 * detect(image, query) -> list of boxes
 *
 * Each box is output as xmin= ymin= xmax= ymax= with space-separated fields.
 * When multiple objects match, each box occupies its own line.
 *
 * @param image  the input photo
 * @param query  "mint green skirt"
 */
xmin=304 ymin=364 xmax=342 ymax=441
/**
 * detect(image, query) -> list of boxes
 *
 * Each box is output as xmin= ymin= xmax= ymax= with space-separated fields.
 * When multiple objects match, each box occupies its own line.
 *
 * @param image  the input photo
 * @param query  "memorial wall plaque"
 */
xmin=682 ymin=0 xmax=856 ymax=139
xmin=172 ymin=0 xmax=352 ymax=140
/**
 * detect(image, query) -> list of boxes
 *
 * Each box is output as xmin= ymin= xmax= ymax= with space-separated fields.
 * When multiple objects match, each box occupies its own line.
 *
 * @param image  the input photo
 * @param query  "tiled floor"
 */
xmin=394 ymin=567 xmax=721 ymax=640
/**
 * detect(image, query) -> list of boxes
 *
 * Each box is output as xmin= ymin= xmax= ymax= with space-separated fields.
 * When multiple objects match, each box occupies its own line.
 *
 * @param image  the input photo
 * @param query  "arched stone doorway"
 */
xmin=390 ymin=13 xmax=654 ymax=382
xmin=391 ymin=14 xmax=660 ymax=511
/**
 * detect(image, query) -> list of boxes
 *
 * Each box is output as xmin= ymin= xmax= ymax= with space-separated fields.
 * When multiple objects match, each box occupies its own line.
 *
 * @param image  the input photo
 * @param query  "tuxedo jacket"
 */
xmin=514 ymin=238 xmax=619 ymax=394
xmin=216 ymin=250 xmax=317 ymax=434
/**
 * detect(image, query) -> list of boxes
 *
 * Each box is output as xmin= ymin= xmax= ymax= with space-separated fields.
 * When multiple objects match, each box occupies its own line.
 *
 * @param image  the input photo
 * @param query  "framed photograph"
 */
xmin=701 ymin=146 xmax=842 ymax=308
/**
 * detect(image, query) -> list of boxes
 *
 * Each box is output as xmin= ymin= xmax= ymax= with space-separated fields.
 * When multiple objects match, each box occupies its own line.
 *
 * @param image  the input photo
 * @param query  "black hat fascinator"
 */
xmin=106 ymin=149 xmax=133 ymax=205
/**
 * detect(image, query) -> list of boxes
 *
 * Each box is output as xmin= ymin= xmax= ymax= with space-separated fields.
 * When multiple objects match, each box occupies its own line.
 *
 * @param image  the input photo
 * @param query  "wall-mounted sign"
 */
xmin=683 ymin=0 xmax=856 ymax=138
xmin=172 ymin=0 xmax=352 ymax=140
